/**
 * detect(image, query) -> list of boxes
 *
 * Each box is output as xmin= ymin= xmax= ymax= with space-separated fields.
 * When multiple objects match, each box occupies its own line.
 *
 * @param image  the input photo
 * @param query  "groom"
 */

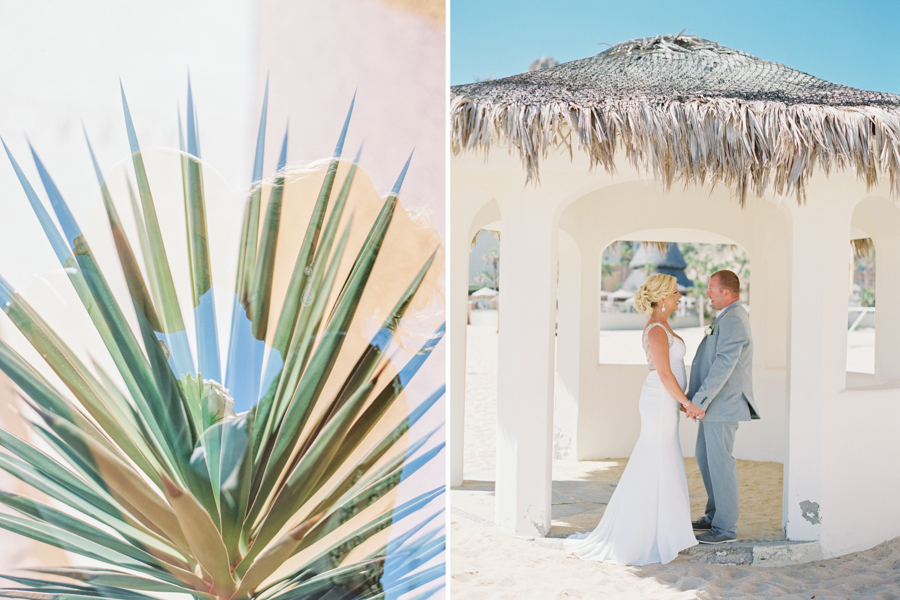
xmin=687 ymin=270 xmax=760 ymax=544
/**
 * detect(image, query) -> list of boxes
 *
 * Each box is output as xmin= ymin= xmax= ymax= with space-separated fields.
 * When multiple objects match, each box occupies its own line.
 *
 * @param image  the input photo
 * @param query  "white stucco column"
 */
xmin=448 ymin=207 xmax=473 ymax=488
xmin=783 ymin=190 xmax=852 ymax=541
xmin=495 ymin=194 xmax=558 ymax=536
xmin=554 ymin=232 xmax=580 ymax=460
xmin=574 ymin=238 xmax=601 ymax=460
xmin=748 ymin=240 xmax=768 ymax=368
xmin=875 ymin=220 xmax=900 ymax=381
xmin=764 ymin=234 xmax=790 ymax=370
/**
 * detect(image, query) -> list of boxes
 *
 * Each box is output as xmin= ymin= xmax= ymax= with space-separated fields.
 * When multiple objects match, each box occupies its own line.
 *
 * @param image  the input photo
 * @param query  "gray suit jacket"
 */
xmin=688 ymin=302 xmax=760 ymax=422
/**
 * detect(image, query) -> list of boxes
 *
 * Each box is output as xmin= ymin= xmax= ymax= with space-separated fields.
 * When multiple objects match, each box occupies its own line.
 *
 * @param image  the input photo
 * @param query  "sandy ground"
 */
xmin=451 ymin=322 xmax=900 ymax=599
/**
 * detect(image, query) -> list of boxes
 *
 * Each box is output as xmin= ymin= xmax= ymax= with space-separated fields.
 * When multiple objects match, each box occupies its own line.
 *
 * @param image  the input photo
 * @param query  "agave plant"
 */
xmin=0 ymin=80 xmax=445 ymax=600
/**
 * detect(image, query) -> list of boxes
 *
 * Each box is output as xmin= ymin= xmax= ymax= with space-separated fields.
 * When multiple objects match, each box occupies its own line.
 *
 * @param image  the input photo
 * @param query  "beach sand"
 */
xmin=452 ymin=323 xmax=900 ymax=599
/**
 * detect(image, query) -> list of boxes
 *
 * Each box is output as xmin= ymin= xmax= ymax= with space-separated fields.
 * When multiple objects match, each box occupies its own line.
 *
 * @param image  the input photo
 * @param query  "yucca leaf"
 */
xmin=301 ymin=248 xmax=439 ymax=458
xmin=189 ymin=412 xmax=253 ymax=564
xmin=263 ymin=558 xmax=387 ymax=600
xmin=0 ymin=281 xmax=173 ymax=487
xmin=248 ymin=127 xmax=289 ymax=342
xmin=216 ymin=413 xmax=254 ymax=564
xmin=314 ymin=422 xmax=441 ymax=527
xmin=0 ymin=491 xmax=192 ymax=575
xmin=377 ymin=528 xmax=445 ymax=589
xmin=224 ymin=81 xmax=268 ymax=413
xmin=349 ymin=386 xmax=444 ymax=492
xmin=249 ymin=167 xmax=404 ymax=524
xmin=327 ymin=151 xmax=412 ymax=326
xmin=0 ymin=576 xmax=159 ymax=600
xmin=8 ymin=140 xmax=169 ymax=465
xmin=25 ymin=568 xmax=214 ymax=599
xmin=21 ymin=150 xmax=185 ymax=478
xmin=124 ymin=176 xmax=156 ymax=291
xmin=255 ymin=146 xmax=362 ymax=463
xmin=253 ymin=214 xmax=355 ymax=470
xmin=314 ymin=324 xmax=445 ymax=491
xmin=0 ymin=513 xmax=194 ymax=587
xmin=120 ymin=83 xmax=195 ymax=378
xmin=376 ymin=510 xmax=444 ymax=561
xmin=1 ymin=138 xmax=72 ymax=264
xmin=266 ymin=95 xmax=355 ymax=373
xmin=183 ymin=78 xmax=222 ymax=382
xmin=243 ymin=76 xmax=268 ymax=302
xmin=295 ymin=444 xmax=445 ymax=555
xmin=38 ymin=411 xmax=192 ymax=555
xmin=159 ymin=475 xmax=235 ymax=596
xmin=241 ymin=376 xmax=378 ymax=571
xmin=328 ymin=247 xmax=439 ymax=421
xmin=260 ymin=487 xmax=442 ymax=597
xmin=0 ymin=430 xmax=185 ymax=565
xmin=363 ymin=565 xmax=444 ymax=600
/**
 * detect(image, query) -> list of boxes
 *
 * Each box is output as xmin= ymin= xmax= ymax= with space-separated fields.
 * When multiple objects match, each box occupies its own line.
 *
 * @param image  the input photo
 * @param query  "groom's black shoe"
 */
xmin=696 ymin=530 xmax=737 ymax=544
xmin=691 ymin=518 xmax=712 ymax=531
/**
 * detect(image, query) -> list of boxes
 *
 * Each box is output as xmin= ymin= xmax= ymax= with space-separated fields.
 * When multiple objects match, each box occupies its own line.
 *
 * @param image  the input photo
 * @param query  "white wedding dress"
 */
xmin=565 ymin=322 xmax=697 ymax=565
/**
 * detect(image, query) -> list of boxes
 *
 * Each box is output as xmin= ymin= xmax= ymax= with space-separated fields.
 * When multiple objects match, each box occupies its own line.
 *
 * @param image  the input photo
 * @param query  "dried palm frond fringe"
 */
xmin=451 ymin=95 xmax=900 ymax=205
xmin=470 ymin=228 xmax=500 ymax=250
xmin=852 ymin=237 xmax=874 ymax=259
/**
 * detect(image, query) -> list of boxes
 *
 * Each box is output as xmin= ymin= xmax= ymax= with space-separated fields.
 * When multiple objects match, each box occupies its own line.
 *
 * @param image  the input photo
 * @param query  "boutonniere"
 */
xmin=704 ymin=324 xmax=715 ymax=336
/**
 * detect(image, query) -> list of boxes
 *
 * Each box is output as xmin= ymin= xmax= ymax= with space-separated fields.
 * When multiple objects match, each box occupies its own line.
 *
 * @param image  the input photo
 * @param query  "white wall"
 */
xmin=821 ymin=382 xmax=900 ymax=557
xmin=576 ymin=364 xmax=787 ymax=463
xmin=0 ymin=0 xmax=257 ymax=290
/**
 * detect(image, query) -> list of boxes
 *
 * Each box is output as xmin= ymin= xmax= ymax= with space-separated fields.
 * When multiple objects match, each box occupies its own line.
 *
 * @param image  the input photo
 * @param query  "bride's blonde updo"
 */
xmin=633 ymin=273 xmax=677 ymax=314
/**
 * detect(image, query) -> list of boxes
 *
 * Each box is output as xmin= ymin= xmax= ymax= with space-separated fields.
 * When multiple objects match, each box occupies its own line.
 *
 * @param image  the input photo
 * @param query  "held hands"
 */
xmin=680 ymin=401 xmax=705 ymax=421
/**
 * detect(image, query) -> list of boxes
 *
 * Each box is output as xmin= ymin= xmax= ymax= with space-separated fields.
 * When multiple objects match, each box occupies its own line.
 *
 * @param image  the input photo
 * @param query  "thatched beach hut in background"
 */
xmin=620 ymin=242 xmax=693 ymax=293
xmin=449 ymin=34 xmax=900 ymax=559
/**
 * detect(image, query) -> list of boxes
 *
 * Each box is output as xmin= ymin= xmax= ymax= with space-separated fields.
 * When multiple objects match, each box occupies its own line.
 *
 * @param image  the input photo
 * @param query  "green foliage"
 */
xmin=858 ymin=287 xmax=876 ymax=308
xmin=681 ymin=243 xmax=750 ymax=319
xmin=0 ymin=83 xmax=444 ymax=600
xmin=476 ymin=247 xmax=499 ymax=291
xmin=640 ymin=261 xmax=658 ymax=275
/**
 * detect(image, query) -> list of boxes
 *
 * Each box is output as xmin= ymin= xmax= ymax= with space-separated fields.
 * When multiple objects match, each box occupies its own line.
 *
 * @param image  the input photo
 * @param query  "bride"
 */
xmin=565 ymin=273 xmax=701 ymax=565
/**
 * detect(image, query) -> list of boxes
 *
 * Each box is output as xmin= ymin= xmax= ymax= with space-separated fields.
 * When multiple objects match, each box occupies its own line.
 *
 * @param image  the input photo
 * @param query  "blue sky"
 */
xmin=450 ymin=0 xmax=900 ymax=94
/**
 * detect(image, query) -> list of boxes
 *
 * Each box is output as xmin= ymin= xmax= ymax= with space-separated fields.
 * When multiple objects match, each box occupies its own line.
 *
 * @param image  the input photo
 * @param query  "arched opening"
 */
xmin=463 ymin=226 xmax=500 ymax=481
xmin=596 ymin=239 xmax=750 ymax=366
xmin=449 ymin=191 xmax=502 ymax=524
xmin=846 ymin=201 xmax=879 ymax=382
xmin=546 ymin=185 xmax=791 ymax=543
xmin=849 ymin=196 xmax=900 ymax=384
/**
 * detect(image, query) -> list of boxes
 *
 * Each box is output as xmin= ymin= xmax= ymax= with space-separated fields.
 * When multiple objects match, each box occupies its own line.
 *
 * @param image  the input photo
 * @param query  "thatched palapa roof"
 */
xmin=450 ymin=35 xmax=900 ymax=203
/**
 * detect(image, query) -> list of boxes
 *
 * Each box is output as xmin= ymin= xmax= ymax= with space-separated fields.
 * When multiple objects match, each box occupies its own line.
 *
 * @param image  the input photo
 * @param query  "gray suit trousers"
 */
xmin=695 ymin=421 xmax=739 ymax=537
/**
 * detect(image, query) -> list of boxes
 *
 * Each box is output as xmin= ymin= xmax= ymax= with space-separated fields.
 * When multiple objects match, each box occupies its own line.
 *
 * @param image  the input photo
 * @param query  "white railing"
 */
xmin=848 ymin=306 xmax=875 ymax=332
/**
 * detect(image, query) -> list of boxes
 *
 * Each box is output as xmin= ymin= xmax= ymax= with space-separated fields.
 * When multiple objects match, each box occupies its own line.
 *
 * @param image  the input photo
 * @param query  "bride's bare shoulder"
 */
xmin=645 ymin=322 xmax=668 ymax=340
